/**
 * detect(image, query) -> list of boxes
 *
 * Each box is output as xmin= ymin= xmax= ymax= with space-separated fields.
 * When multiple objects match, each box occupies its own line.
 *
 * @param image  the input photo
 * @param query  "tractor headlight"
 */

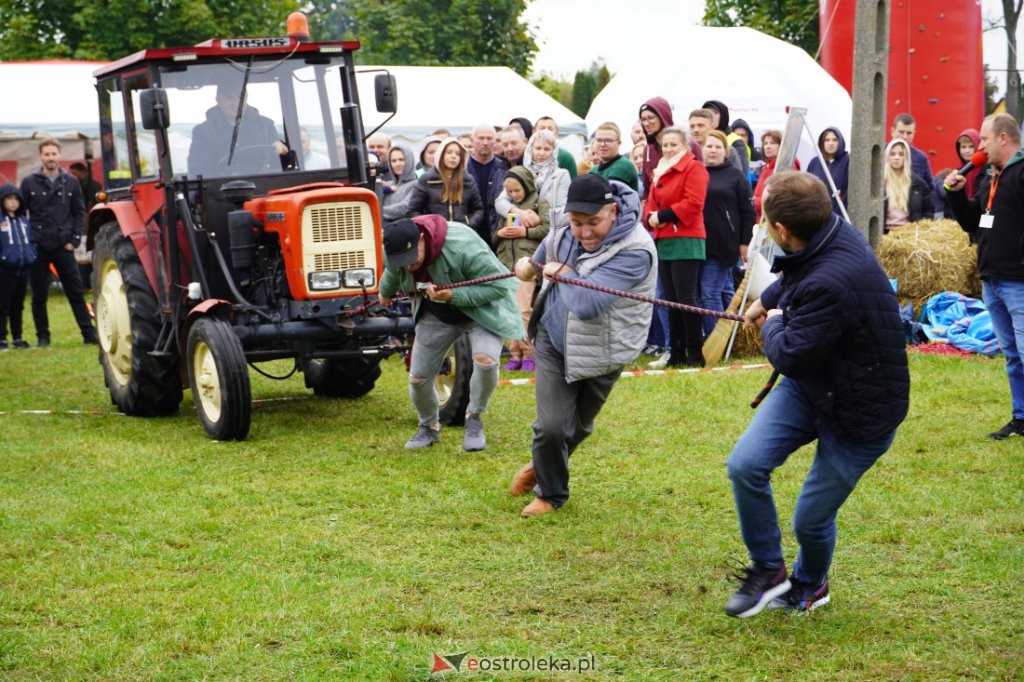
xmin=342 ymin=268 xmax=375 ymax=288
xmin=309 ymin=271 xmax=342 ymax=290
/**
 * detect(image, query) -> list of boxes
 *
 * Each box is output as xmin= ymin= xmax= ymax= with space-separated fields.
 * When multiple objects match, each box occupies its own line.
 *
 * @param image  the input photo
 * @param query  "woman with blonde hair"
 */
xmin=407 ymin=137 xmax=485 ymax=238
xmin=882 ymin=138 xmax=932 ymax=233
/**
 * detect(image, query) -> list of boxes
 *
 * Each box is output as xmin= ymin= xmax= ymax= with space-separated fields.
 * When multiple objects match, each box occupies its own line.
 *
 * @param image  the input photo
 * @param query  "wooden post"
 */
xmin=847 ymin=0 xmax=889 ymax=247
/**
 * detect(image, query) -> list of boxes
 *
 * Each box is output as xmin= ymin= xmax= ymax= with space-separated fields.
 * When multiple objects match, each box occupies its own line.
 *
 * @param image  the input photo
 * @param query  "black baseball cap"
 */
xmin=565 ymin=174 xmax=615 ymax=214
xmin=382 ymin=219 xmax=421 ymax=268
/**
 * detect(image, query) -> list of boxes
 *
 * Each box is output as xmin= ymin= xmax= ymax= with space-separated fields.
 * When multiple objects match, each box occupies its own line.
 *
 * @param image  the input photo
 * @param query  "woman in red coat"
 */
xmin=642 ymin=127 xmax=709 ymax=366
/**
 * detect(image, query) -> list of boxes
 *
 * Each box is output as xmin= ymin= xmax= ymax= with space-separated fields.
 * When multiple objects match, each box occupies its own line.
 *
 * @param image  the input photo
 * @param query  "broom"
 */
xmin=701 ymin=268 xmax=751 ymax=365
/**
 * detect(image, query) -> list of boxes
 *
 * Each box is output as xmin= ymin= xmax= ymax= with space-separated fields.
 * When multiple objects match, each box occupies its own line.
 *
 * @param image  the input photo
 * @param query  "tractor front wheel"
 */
xmin=186 ymin=317 xmax=251 ymax=441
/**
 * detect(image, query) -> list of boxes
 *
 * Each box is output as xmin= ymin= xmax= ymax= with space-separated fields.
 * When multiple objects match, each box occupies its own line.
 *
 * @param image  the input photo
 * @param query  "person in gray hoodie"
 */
xmin=509 ymin=175 xmax=656 ymax=517
xmin=380 ymin=143 xmax=418 ymax=222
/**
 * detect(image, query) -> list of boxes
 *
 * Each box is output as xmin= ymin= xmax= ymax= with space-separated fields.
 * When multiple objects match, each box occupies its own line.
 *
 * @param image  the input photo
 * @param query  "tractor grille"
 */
xmin=301 ymin=199 xmax=377 ymax=296
xmin=313 ymin=251 xmax=366 ymax=271
xmin=309 ymin=204 xmax=363 ymax=243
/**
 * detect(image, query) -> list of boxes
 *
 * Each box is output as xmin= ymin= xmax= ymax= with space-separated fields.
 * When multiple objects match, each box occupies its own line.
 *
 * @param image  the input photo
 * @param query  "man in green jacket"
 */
xmin=379 ymin=216 xmax=523 ymax=451
xmin=588 ymin=122 xmax=639 ymax=192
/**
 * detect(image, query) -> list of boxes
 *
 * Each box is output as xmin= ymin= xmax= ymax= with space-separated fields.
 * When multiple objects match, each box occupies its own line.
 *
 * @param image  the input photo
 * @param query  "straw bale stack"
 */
xmin=876 ymin=219 xmax=979 ymax=311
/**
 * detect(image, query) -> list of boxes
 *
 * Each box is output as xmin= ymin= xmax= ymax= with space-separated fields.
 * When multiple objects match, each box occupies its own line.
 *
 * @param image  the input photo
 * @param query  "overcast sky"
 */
xmin=524 ymin=0 xmax=1019 ymax=98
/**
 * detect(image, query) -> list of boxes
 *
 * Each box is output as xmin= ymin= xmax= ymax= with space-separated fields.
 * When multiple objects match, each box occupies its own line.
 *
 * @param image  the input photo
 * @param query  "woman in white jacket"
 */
xmin=494 ymin=130 xmax=569 ymax=232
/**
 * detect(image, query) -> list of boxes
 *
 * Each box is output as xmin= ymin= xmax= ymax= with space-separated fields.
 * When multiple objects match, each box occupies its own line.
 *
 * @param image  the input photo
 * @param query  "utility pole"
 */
xmin=847 ymin=0 xmax=889 ymax=247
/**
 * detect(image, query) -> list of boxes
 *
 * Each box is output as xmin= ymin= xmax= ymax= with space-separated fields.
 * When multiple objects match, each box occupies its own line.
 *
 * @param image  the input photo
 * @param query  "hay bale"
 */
xmin=876 ymin=219 xmax=979 ymax=312
xmin=729 ymin=324 xmax=764 ymax=359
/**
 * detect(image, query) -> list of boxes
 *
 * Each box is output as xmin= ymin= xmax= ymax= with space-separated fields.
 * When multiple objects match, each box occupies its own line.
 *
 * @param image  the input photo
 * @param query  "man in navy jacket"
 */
xmin=723 ymin=171 xmax=909 ymax=619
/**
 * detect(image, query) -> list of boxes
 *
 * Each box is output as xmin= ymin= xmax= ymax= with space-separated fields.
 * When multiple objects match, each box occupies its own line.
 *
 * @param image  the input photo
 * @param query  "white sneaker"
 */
xmin=647 ymin=352 xmax=669 ymax=369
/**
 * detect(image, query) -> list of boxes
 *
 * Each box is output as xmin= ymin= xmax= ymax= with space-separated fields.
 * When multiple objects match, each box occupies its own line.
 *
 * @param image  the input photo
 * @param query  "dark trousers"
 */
xmin=0 ymin=269 xmax=30 ymax=340
xmin=30 ymin=246 xmax=94 ymax=342
xmin=530 ymin=327 xmax=621 ymax=507
xmin=658 ymin=258 xmax=703 ymax=358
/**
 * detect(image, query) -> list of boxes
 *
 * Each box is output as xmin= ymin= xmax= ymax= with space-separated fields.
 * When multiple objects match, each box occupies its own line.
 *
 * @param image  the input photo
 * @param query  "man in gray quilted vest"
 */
xmin=510 ymin=174 xmax=656 ymax=517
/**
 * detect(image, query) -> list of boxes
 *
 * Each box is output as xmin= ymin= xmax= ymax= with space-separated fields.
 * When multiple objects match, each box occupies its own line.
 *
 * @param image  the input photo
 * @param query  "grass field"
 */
xmin=0 ymin=294 xmax=1021 ymax=680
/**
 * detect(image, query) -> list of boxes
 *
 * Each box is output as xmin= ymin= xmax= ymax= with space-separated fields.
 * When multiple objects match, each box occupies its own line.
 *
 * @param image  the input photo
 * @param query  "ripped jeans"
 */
xmin=408 ymin=310 xmax=502 ymax=427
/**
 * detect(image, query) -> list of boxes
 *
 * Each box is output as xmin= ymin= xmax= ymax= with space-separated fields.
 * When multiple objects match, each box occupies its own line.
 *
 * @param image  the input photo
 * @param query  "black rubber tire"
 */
xmin=186 ymin=316 xmax=252 ymax=441
xmin=92 ymin=221 xmax=182 ymax=416
xmin=436 ymin=332 xmax=473 ymax=426
xmin=303 ymin=357 xmax=382 ymax=398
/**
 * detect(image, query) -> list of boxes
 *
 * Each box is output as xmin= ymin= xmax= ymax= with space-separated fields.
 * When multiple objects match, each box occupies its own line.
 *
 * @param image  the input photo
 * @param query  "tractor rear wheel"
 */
xmin=186 ymin=317 xmax=251 ymax=441
xmin=93 ymin=221 xmax=182 ymax=416
xmin=436 ymin=333 xmax=473 ymax=426
xmin=303 ymin=357 xmax=382 ymax=398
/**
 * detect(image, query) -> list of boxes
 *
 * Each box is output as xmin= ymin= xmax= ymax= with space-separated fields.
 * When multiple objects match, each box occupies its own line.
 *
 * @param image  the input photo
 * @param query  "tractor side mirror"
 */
xmin=139 ymin=88 xmax=170 ymax=130
xmin=374 ymin=74 xmax=397 ymax=114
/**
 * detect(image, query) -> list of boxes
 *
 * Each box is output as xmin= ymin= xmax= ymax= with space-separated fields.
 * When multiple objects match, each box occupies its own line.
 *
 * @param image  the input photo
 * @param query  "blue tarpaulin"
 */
xmin=919 ymin=292 xmax=1000 ymax=357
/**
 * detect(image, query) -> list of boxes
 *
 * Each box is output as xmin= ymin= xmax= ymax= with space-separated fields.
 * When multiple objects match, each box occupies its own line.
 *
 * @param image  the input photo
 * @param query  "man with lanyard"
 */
xmin=378 ymin=216 xmax=522 ymax=452
xmin=509 ymin=174 xmax=656 ymax=517
xmin=946 ymin=113 xmax=1024 ymax=439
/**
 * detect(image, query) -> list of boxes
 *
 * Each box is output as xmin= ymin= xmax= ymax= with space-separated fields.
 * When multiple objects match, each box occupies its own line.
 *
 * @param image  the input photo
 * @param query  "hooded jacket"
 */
xmin=806 ymin=127 xmax=851 ymax=214
xmin=379 ymin=215 xmax=523 ymax=340
xmin=702 ymin=100 xmax=749 ymax=175
xmin=639 ymin=96 xmax=674 ymax=200
xmin=703 ymin=162 xmax=756 ymax=262
xmin=948 ymin=148 xmax=1024 ymax=281
xmin=19 ymin=167 xmax=85 ymax=252
xmin=532 ymin=180 xmax=657 ymax=381
xmin=955 ymin=128 xmax=985 ymax=200
xmin=729 ymin=119 xmax=761 ymax=162
xmin=760 ymin=214 xmax=910 ymax=441
xmin=416 ymin=135 xmax=442 ymax=175
xmin=493 ymin=166 xmax=550 ymax=270
xmin=0 ymin=183 xmax=36 ymax=272
xmin=642 ymin=151 xmax=709 ymax=242
xmin=381 ymin=143 xmax=419 ymax=222
xmin=406 ymin=140 xmax=485 ymax=238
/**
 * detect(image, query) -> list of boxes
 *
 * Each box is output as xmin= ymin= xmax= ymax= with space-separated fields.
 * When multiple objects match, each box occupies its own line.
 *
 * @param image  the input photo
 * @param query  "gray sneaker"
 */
xmin=463 ymin=413 xmax=486 ymax=452
xmin=405 ymin=424 xmax=441 ymax=450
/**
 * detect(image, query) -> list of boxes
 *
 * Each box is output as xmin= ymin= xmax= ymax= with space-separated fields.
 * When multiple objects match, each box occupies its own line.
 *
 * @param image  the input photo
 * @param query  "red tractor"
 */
xmin=87 ymin=16 xmax=471 ymax=440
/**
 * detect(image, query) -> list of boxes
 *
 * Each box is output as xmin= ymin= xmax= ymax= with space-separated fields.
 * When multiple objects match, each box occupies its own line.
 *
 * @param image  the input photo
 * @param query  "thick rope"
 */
xmin=428 ymin=259 xmax=743 ymax=322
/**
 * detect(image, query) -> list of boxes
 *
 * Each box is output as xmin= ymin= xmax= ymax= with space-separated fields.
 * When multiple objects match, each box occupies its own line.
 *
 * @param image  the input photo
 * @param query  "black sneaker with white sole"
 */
xmin=769 ymin=576 xmax=830 ymax=613
xmin=988 ymin=419 xmax=1024 ymax=440
xmin=725 ymin=563 xmax=791 ymax=618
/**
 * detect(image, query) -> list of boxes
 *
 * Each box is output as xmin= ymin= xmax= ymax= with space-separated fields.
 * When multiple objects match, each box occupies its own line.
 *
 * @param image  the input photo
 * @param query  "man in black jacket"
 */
xmin=20 ymin=139 xmax=97 ymax=345
xmin=723 ymin=171 xmax=909 ymax=618
xmin=946 ymin=113 xmax=1024 ymax=439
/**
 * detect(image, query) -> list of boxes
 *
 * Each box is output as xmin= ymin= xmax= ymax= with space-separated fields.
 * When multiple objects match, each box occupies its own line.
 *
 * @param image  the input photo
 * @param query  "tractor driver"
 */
xmin=187 ymin=82 xmax=288 ymax=177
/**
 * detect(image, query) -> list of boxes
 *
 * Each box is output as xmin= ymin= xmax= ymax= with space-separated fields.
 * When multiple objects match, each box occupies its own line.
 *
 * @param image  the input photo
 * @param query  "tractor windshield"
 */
xmin=156 ymin=58 xmax=350 ymax=179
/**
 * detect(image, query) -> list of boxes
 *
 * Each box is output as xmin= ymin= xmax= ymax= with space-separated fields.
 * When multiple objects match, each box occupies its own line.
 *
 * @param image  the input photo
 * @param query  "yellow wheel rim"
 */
xmin=193 ymin=340 xmax=222 ymax=422
xmin=96 ymin=258 xmax=132 ymax=386
xmin=434 ymin=343 xmax=457 ymax=404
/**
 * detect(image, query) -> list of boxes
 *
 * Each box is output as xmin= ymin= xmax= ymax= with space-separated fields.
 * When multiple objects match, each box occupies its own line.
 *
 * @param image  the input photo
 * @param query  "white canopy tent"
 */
xmin=356 ymin=65 xmax=587 ymax=151
xmin=585 ymin=27 xmax=852 ymax=166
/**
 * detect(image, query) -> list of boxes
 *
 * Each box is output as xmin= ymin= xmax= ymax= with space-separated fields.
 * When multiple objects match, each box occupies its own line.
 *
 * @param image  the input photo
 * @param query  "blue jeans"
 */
xmin=726 ymin=378 xmax=896 ymax=585
xmin=982 ymin=278 xmax=1024 ymax=420
xmin=646 ymin=277 xmax=670 ymax=349
xmin=700 ymin=257 xmax=736 ymax=336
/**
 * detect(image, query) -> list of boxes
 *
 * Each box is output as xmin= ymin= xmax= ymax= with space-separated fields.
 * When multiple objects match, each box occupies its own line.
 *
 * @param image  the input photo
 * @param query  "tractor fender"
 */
xmin=181 ymin=299 xmax=235 ymax=348
xmin=88 ymin=202 xmax=162 ymax=297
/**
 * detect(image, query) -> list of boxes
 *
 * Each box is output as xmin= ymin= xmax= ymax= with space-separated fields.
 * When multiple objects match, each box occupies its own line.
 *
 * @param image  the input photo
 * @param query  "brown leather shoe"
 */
xmin=509 ymin=462 xmax=537 ymax=496
xmin=521 ymin=497 xmax=555 ymax=518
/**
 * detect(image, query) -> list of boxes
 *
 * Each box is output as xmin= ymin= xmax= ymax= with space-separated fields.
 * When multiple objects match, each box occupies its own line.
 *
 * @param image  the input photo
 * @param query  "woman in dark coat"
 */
xmin=700 ymin=130 xmax=756 ymax=336
xmin=406 ymin=137 xmax=485 ymax=239
xmin=806 ymin=126 xmax=850 ymax=215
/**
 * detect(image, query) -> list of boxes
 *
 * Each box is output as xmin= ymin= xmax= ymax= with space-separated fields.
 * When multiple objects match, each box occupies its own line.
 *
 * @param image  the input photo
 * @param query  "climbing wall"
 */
xmin=818 ymin=0 xmax=984 ymax=171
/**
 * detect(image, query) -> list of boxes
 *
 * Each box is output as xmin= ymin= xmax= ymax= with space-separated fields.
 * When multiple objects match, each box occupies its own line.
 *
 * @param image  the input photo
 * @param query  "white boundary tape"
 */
xmin=497 ymin=363 xmax=771 ymax=386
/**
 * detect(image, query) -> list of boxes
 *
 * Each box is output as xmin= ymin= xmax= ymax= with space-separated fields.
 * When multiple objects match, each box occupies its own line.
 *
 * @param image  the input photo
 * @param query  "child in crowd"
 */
xmin=0 ymin=184 xmax=36 ymax=350
xmin=493 ymin=166 xmax=550 ymax=371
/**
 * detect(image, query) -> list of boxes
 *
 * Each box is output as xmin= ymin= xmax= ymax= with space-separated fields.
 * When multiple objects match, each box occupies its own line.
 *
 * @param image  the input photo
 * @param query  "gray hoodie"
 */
xmin=382 ymin=143 xmax=418 ymax=221
xmin=532 ymin=181 xmax=657 ymax=380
